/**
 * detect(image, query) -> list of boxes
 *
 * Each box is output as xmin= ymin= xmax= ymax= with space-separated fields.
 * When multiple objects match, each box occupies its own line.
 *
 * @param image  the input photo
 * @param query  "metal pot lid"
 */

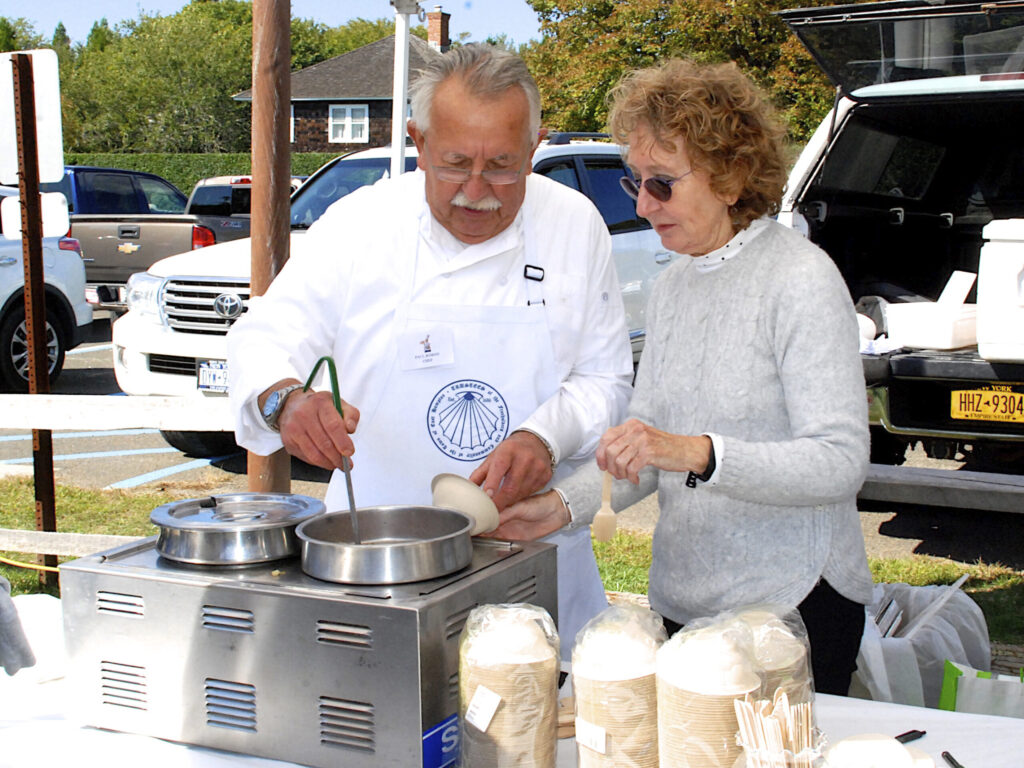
xmin=151 ymin=493 xmax=325 ymax=533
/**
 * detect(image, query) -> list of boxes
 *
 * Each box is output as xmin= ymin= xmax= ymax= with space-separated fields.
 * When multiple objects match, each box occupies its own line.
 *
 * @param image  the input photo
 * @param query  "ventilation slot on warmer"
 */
xmin=96 ymin=590 xmax=145 ymax=617
xmin=202 ymin=605 xmax=255 ymax=634
xmin=506 ymin=575 xmax=538 ymax=604
xmin=443 ymin=606 xmax=474 ymax=641
xmin=100 ymin=661 xmax=148 ymax=710
xmin=205 ymin=678 xmax=257 ymax=732
xmin=316 ymin=620 xmax=373 ymax=649
xmin=319 ymin=696 xmax=375 ymax=752
xmin=448 ymin=671 xmax=459 ymax=702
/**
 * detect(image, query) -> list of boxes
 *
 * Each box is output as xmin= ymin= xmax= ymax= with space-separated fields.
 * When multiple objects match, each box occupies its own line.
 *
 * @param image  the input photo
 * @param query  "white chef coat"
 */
xmin=229 ymin=170 xmax=632 ymax=470
xmin=227 ymin=170 xmax=633 ymax=655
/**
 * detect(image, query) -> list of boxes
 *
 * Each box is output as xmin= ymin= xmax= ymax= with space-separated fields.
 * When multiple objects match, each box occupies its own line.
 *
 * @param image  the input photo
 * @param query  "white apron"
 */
xmin=324 ymin=211 xmax=606 ymax=658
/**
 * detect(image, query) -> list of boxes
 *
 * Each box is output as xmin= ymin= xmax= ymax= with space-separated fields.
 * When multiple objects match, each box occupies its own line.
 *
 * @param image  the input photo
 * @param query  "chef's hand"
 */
xmin=598 ymin=418 xmax=711 ymax=485
xmin=484 ymin=489 xmax=568 ymax=541
xmin=276 ymin=387 xmax=361 ymax=472
xmin=469 ymin=431 xmax=553 ymax=512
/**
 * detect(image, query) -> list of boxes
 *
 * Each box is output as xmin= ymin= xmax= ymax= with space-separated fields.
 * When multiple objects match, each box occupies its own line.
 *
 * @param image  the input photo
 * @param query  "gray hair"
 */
xmin=409 ymin=44 xmax=541 ymax=143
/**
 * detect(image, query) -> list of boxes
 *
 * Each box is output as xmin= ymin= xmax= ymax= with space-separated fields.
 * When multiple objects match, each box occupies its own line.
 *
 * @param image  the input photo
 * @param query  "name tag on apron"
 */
xmin=398 ymin=326 xmax=455 ymax=370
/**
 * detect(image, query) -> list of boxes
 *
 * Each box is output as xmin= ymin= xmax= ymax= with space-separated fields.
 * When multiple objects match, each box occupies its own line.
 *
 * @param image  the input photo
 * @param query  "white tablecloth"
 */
xmin=3 ymin=595 xmax=1024 ymax=767
xmin=5 ymin=671 xmax=1024 ymax=767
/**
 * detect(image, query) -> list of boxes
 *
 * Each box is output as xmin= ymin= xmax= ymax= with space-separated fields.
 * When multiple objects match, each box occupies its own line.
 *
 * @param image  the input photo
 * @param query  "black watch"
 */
xmin=686 ymin=441 xmax=716 ymax=488
xmin=261 ymin=384 xmax=303 ymax=432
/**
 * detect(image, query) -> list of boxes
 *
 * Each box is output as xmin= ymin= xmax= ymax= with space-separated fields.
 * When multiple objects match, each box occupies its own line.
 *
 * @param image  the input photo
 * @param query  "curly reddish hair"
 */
xmin=607 ymin=59 xmax=789 ymax=231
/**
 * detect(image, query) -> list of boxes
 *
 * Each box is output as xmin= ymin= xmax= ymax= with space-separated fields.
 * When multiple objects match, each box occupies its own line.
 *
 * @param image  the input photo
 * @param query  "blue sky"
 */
xmin=15 ymin=1 xmax=544 ymax=48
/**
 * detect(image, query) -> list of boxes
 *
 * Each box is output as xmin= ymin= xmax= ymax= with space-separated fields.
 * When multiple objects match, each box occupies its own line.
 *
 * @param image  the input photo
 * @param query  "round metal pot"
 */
xmin=151 ymin=493 xmax=325 ymax=565
xmin=296 ymin=505 xmax=474 ymax=585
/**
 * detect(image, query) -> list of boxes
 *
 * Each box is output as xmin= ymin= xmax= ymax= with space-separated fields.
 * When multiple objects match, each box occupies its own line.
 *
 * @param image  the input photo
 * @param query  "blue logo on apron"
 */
xmin=427 ymin=379 xmax=509 ymax=461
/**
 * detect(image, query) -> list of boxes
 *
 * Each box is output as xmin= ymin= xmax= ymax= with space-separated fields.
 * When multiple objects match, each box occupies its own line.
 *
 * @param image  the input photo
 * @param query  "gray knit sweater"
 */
xmin=561 ymin=219 xmax=874 ymax=623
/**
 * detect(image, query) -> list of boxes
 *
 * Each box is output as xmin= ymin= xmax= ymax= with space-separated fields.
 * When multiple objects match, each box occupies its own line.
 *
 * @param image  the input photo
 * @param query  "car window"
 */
xmin=290 ymin=156 xmax=417 ymax=229
xmin=137 ymin=176 xmax=186 ymax=214
xmin=79 ymin=172 xmax=140 ymax=214
xmin=817 ymin=120 xmax=944 ymax=200
xmin=39 ymin=175 xmax=74 ymax=213
xmin=581 ymin=157 xmax=651 ymax=234
xmin=189 ymin=185 xmax=251 ymax=216
xmin=535 ymin=160 xmax=581 ymax=191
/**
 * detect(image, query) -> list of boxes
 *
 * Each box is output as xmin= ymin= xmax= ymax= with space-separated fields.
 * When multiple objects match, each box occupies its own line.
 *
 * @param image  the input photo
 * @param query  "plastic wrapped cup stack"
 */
xmin=459 ymin=604 xmax=559 ymax=768
xmin=737 ymin=608 xmax=813 ymax=704
xmin=572 ymin=604 xmax=666 ymax=768
xmin=656 ymin=626 xmax=761 ymax=768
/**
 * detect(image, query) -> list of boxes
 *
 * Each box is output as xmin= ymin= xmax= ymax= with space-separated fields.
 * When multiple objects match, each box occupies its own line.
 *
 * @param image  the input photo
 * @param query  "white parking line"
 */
xmin=105 ymin=453 xmax=242 ymax=489
xmin=0 ymin=429 xmax=159 ymax=442
xmin=67 ymin=344 xmax=113 ymax=355
xmin=1 ymin=447 xmax=178 ymax=464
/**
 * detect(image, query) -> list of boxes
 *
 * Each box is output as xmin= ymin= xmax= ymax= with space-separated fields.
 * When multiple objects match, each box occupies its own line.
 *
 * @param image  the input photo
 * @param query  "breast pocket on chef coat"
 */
xmin=541 ymin=272 xmax=594 ymax=364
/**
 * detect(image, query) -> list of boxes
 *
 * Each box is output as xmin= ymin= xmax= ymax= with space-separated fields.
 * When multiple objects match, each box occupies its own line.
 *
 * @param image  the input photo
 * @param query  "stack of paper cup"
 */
xmin=738 ymin=608 xmax=814 ymax=704
xmin=459 ymin=604 xmax=559 ymax=767
xmin=656 ymin=627 xmax=761 ymax=768
xmin=572 ymin=605 xmax=664 ymax=767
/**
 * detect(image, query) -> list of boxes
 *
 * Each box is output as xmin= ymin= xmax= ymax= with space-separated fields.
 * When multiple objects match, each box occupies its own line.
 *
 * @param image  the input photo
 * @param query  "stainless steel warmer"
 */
xmin=60 ymin=534 xmax=557 ymax=768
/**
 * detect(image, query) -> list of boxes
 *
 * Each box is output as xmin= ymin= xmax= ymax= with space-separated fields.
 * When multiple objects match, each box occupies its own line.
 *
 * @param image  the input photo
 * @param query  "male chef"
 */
xmin=227 ymin=44 xmax=633 ymax=654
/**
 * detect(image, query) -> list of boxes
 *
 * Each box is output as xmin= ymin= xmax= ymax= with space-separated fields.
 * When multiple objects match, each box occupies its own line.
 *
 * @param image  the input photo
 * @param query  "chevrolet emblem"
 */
xmin=118 ymin=242 xmax=140 ymax=254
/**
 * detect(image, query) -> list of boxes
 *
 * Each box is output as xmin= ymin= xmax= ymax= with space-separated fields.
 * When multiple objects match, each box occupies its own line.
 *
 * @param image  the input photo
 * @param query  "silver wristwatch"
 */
xmin=261 ymin=384 xmax=303 ymax=432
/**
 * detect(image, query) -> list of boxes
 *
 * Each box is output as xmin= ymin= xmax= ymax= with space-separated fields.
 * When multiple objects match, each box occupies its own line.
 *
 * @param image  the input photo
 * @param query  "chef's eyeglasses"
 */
xmin=432 ymin=165 xmax=524 ymax=185
xmin=619 ymin=169 xmax=694 ymax=202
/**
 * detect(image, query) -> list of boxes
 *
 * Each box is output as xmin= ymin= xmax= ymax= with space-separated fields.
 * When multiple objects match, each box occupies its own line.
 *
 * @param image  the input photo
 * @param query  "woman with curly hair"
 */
xmin=493 ymin=59 xmax=872 ymax=695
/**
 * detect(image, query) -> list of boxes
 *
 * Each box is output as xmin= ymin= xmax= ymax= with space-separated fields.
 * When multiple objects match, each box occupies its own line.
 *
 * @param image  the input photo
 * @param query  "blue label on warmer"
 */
xmin=422 ymin=712 xmax=459 ymax=768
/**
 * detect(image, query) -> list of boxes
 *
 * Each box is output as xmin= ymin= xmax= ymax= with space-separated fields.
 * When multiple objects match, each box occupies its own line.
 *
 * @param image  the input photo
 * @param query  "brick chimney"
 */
xmin=427 ymin=5 xmax=451 ymax=52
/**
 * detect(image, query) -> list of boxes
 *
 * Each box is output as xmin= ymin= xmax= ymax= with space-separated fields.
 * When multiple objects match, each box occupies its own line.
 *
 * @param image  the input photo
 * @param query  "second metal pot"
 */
xmin=296 ymin=505 xmax=474 ymax=585
xmin=151 ymin=492 xmax=325 ymax=565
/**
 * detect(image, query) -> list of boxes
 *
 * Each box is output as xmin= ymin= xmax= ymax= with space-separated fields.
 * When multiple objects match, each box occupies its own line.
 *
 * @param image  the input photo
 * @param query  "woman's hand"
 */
xmin=484 ymin=489 xmax=568 ymax=541
xmin=597 ymin=418 xmax=712 ymax=484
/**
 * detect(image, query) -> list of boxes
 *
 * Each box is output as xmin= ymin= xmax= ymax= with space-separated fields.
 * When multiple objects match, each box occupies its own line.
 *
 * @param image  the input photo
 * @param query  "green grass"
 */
xmin=3 ymin=478 xmax=1022 ymax=644
xmin=1 ymin=477 xmax=185 ymax=596
xmin=593 ymin=529 xmax=1024 ymax=645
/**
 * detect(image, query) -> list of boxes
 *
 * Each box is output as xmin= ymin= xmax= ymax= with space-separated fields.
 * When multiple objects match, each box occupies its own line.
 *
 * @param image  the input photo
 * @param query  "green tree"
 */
xmin=0 ymin=18 xmax=16 ymax=52
xmin=64 ymin=2 xmax=254 ymax=152
xmin=59 ymin=4 xmax=417 ymax=153
xmin=523 ymin=0 xmax=840 ymax=142
xmin=0 ymin=16 xmax=45 ymax=51
xmin=83 ymin=18 xmax=118 ymax=54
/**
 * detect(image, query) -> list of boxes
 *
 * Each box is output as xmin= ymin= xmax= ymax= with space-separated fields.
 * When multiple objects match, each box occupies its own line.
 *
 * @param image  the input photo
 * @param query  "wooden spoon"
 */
xmin=591 ymin=471 xmax=616 ymax=542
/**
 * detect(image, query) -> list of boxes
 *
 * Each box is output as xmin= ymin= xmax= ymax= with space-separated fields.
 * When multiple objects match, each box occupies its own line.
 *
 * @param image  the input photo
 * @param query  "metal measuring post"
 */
xmin=11 ymin=53 xmax=57 ymax=585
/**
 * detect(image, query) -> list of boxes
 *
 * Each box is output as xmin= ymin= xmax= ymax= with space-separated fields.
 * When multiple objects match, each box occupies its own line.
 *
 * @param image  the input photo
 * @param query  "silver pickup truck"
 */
xmin=41 ymin=166 xmax=217 ymax=308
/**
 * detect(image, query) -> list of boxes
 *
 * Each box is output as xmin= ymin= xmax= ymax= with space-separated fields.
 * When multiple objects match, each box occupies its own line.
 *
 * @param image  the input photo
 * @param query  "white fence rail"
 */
xmin=0 ymin=394 xmax=234 ymax=431
xmin=1 ymin=393 xmax=232 ymax=557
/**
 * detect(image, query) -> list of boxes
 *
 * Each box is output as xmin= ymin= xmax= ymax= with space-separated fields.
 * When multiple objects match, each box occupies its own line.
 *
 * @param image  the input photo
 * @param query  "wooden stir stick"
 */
xmin=591 ymin=471 xmax=616 ymax=541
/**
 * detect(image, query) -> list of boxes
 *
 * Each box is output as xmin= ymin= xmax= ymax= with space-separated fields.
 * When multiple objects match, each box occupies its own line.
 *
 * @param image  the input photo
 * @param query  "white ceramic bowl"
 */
xmin=431 ymin=473 xmax=499 ymax=535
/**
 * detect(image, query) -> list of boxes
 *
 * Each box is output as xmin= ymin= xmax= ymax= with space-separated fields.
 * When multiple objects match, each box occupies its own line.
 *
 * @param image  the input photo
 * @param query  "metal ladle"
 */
xmin=304 ymin=355 xmax=361 ymax=544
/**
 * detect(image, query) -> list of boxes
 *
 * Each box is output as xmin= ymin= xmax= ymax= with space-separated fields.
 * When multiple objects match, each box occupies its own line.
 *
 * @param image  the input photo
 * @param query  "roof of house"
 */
xmin=233 ymin=35 xmax=442 ymax=102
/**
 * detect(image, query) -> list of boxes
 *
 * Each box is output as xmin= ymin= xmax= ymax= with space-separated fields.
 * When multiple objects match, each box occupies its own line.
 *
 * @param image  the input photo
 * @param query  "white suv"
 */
xmin=112 ymin=136 xmax=675 ymax=456
xmin=0 ymin=187 xmax=92 ymax=391
xmin=778 ymin=0 xmax=1024 ymax=469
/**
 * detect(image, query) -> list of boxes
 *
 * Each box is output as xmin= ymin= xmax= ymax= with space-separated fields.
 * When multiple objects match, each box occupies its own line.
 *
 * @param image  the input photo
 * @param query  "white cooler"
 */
xmin=977 ymin=218 xmax=1024 ymax=362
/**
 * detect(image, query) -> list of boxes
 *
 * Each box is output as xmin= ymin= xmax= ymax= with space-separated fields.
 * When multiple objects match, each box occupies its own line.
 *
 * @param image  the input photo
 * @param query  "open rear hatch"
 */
xmin=778 ymin=1 xmax=1024 ymax=98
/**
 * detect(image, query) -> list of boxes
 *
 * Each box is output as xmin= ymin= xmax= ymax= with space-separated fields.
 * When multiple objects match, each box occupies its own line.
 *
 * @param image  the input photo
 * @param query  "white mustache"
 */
xmin=450 ymin=190 xmax=502 ymax=211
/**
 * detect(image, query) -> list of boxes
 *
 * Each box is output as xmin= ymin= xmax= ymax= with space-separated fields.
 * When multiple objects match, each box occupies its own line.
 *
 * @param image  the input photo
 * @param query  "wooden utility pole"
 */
xmin=12 ymin=53 xmax=57 ymax=585
xmin=247 ymin=0 xmax=292 ymax=492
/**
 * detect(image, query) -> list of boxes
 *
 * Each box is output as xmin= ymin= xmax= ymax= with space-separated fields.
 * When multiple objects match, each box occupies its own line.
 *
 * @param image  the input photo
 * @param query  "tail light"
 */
xmin=58 ymin=236 xmax=83 ymax=257
xmin=192 ymin=225 xmax=216 ymax=249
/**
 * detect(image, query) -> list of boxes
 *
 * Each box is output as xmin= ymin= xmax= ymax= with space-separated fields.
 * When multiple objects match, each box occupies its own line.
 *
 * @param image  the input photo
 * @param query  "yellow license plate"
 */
xmin=951 ymin=389 xmax=1024 ymax=423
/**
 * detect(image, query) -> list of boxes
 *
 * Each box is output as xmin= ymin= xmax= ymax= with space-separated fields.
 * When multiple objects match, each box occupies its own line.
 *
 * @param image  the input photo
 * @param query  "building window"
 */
xmin=290 ymin=104 xmax=294 ymax=143
xmin=328 ymin=104 xmax=369 ymax=143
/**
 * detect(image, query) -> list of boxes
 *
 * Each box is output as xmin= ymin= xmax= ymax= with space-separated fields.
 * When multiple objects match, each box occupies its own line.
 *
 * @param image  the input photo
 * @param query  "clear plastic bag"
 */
xmin=572 ymin=603 xmax=666 ymax=767
xmin=459 ymin=603 xmax=560 ymax=767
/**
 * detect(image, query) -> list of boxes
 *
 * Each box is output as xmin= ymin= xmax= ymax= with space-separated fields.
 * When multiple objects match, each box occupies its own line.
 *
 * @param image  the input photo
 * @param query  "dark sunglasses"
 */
xmin=619 ymin=169 xmax=694 ymax=203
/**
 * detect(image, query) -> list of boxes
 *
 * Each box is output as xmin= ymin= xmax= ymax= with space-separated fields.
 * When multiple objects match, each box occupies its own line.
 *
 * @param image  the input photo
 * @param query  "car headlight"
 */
xmin=125 ymin=272 xmax=163 ymax=317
